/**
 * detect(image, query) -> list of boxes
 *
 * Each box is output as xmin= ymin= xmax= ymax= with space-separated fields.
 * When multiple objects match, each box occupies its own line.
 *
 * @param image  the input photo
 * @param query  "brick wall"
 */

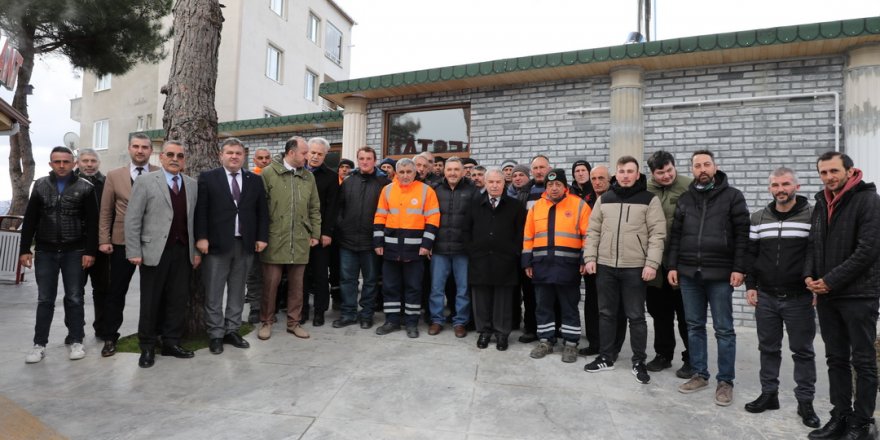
xmin=362 ymin=55 xmax=846 ymax=327
xmin=233 ymin=127 xmax=343 ymax=161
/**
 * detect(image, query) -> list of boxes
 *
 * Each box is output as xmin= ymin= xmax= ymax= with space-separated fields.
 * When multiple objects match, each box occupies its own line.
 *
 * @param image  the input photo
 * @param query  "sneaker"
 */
xmin=25 ymin=344 xmax=45 ymax=364
xmin=584 ymin=355 xmax=615 ymax=373
xmin=529 ymin=340 xmax=554 ymax=359
xmin=675 ymin=362 xmax=693 ymax=379
xmin=257 ymin=322 xmax=272 ymax=340
xmin=287 ymin=324 xmax=310 ymax=339
xmin=561 ymin=343 xmax=578 ymax=363
xmin=645 ymin=354 xmax=672 ymax=372
xmin=714 ymin=381 xmax=734 ymax=406
xmin=632 ymin=362 xmax=651 ymax=384
xmin=678 ymin=375 xmax=709 ymax=394
xmin=69 ymin=342 xmax=86 ymax=360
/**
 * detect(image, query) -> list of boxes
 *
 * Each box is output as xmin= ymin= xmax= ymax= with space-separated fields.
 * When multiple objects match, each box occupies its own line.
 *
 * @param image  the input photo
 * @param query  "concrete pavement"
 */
xmin=0 ymin=271 xmax=843 ymax=439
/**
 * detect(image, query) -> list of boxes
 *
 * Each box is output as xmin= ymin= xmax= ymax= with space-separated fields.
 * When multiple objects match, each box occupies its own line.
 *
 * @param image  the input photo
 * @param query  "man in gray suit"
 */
xmin=125 ymin=140 xmax=201 ymax=368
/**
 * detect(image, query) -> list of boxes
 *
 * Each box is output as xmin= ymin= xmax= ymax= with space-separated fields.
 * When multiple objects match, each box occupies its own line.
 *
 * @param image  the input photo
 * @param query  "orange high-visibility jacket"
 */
xmin=373 ymin=179 xmax=440 ymax=261
xmin=522 ymin=190 xmax=591 ymax=285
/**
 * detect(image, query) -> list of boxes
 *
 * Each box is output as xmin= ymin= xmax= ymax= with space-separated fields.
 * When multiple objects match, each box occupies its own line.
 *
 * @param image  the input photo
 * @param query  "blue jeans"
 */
xmin=33 ymin=250 xmax=85 ymax=346
xmin=680 ymin=273 xmax=736 ymax=383
xmin=339 ymin=248 xmax=380 ymax=321
xmin=429 ymin=254 xmax=471 ymax=326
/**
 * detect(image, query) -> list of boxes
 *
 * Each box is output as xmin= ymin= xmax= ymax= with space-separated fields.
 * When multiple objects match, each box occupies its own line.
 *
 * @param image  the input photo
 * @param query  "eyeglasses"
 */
xmin=164 ymin=152 xmax=185 ymax=159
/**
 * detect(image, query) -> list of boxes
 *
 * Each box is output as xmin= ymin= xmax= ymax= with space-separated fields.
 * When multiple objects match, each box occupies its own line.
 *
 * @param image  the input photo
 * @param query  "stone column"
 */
xmin=341 ymin=96 xmax=368 ymax=160
xmin=844 ymin=44 xmax=880 ymax=188
xmin=609 ymin=66 xmax=644 ymax=164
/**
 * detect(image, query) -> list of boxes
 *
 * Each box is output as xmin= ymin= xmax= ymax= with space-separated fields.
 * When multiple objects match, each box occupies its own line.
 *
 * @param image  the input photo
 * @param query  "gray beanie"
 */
xmin=512 ymin=164 xmax=530 ymax=176
xmin=500 ymin=159 xmax=517 ymax=170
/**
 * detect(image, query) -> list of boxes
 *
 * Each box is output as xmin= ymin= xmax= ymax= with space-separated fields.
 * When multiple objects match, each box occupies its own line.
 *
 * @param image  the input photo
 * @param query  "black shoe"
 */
xmin=101 ymin=340 xmax=117 ymax=358
xmin=209 ymin=338 xmax=224 ymax=354
xmin=632 ymin=362 xmax=651 ymax=384
xmin=744 ymin=392 xmax=779 ymax=413
xmin=518 ymin=332 xmax=538 ymax=343
xmin=313 ymin=313 xmax=325 ymax=327
xmin=360 ymin=318 xmax=373 ymax=330
xmin=809 ymin=415 xmax=848 ymax=440
xmin=477 ymin=333 xmax=491 ymax=349
xmin=578 ymin=346 xmax=599 ymax=356
xmin=161 ymin=344 xmax=195 ymax=359
xmin=138 ymin=348 xmax=155 ymax=368
xmin=406 ymin=326 xmax=419 ymax=338
xmin=675 ymin=362 xmax=694 ymax=379
xmin=797 ymin=400 xmax=821 ymax=429
xmin=496 ymin=334 xmax=509 ymax=351
xmin=645 ymin=354 xmax=672 ymax=372
xmin=223 ymin=332 xmax=250 ymax=349
xmin=843 ymin=422 xmax=877 ymax=440
xmin=333 ymin=317 xmax=358 ymax=328
xmin=375 ymin=322 xmax=400 ymax=335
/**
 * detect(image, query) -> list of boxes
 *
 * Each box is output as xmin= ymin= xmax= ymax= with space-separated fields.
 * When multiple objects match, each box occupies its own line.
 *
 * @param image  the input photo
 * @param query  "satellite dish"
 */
xmin=63 ymin=132 xmax=79 ymax=149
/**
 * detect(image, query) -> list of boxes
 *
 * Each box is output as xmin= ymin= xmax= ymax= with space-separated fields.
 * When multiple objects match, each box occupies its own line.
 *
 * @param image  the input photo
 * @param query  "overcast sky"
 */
xmin=1 ymin=0 xmax=878 ymax=201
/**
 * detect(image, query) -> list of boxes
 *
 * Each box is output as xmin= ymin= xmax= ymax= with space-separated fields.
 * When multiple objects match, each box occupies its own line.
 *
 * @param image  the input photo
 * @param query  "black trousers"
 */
xmin=645 ymin=269 xmax=689 ymax=362
xmin=472 ymin=285 xmax=514 ymax=336
xmin=816 ymin=296 xmax=878 ymax=425
xmin=82 ymin=251 xmax=110 ymax=337
xmin=583 ymin=273 xmax=626 ymax=353
xmin=755 ymin=291 xmax=816 ymax=400
xmin=304 ymin=244 xmax=331 ymax=316
xmin=597 ymin=266 xmax=648 ymax=364
xmin=138 ymin=243 xmax=191 ymax=349
xmin=100 ymin=244 xmax=138 ymax=341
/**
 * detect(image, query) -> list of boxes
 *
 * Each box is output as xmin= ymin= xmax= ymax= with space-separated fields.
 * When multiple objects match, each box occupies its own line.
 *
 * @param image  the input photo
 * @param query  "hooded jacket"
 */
xmin=667 ymin=170 xmax=750 ymax=281
xmin=260 ymin=160 xmax=322 ymax=265
xmin=803 ymin=170 xmax=880 ymax=299
xmin=746 ymin=195 xmax=812 ymax=293
xmin=583 ymin=174 xmax=666 ymax=269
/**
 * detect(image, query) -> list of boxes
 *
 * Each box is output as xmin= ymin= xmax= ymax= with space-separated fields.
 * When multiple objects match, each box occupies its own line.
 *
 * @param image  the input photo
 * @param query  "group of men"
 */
xmin=17 ymin=134 xmax=880 ymax=439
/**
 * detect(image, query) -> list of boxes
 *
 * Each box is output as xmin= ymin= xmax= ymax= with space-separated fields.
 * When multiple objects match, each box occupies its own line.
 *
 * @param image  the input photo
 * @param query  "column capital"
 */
xmin=610 ymin=66 xmax=644 ymax=89
xmin=342 ymin=96 xmax=368 ymax=114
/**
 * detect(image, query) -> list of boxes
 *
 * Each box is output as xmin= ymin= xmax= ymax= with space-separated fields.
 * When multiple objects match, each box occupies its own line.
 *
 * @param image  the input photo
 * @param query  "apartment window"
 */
xmin=145 ymin=114 xmax=153 ymax=129
xmin=93 ymin=119 xmax=109 ymax=150
xmin=266 ymin=45 xmax=282 ymax=82
xmin=95 ymin=74 xmax=111 ymax=91
xmin=269 ymin=0 xmax=283 ymax=16
xmin=307 ymin=13 xmax=320 ymax=44
xmin=384 ymin=104 xmax=471 ymax=157
xmin=325 ymin=22 xmax=343 ymax=64
xmin=137 ymin=116 xmax=145 ymax=131
xmin=304 ymin=70 xmax=318 ymax=102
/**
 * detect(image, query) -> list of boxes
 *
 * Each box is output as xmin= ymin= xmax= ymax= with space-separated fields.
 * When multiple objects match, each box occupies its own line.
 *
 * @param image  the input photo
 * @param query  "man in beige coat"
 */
xmin=257 ymin=136 xmax=321 ymax=341
xmin=96 ymin=133 xmax=159 ymax=357
xmin=582 ymin=155 xmax=666 ymax=385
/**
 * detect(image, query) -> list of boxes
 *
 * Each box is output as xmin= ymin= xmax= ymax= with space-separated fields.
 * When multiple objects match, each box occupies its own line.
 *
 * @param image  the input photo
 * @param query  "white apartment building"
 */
xmin=70 ymin=0 xmax=354 ymax=168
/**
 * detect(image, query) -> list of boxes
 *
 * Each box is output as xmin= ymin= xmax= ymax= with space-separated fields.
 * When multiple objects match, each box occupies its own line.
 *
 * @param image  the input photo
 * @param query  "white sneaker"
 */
xmin=25 ymin=344 xmax=45 ymax=363
xmin=69 ymin=342 xmax=86 ymax=360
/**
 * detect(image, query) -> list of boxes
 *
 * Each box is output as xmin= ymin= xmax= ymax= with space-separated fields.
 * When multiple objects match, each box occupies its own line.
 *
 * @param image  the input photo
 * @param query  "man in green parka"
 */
xmin=257 ymin=136 xmax=321 ymax=341
xmin=645 ymin=150 xmax=693 ymax=378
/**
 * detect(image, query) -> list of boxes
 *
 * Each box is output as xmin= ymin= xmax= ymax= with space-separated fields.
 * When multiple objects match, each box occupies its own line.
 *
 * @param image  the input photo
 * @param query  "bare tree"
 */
xmin=161 ymin=0 xmax=223 ymax=336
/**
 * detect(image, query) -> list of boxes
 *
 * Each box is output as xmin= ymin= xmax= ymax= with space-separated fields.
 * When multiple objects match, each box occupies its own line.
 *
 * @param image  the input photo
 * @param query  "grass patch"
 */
xmin=116 ymin=323 xmax=255 ymax=353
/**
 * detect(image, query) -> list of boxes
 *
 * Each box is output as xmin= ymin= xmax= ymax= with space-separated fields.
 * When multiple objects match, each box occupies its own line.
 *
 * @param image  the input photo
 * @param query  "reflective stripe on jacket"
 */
xmin=522 ymin=190 xmax=591 ymax=285
xmin=373 ymin=180 xmax=440 ymax=261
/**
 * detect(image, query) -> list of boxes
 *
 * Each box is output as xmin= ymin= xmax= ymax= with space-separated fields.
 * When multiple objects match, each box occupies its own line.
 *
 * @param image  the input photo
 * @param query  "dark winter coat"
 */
xmin=804 ymin=179 xmax=880 ymax=299
xmin=467 ymin=193 xmax=527 ymax=286
xmin=667 ymin=170 xmax=750 ymax=281
xmin=746 ymin=195 xmax=812 ymax=293
xmin=432 ymin=177 xmax=479 ymax=255
xmin=335 ymin=168 xmax=390 ymax=252
xmin=20 ymin=172 xmax=98 ymax=255
xmin=308 ymin=163 xmax=340 ymax=238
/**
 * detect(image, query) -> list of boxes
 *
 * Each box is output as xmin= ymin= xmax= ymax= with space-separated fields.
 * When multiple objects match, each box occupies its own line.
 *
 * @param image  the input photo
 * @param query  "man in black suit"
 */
xmin=303 ymin=137 xmax=339 ymax=326
xmin=195 ymin=138 xmax=269 ymax=354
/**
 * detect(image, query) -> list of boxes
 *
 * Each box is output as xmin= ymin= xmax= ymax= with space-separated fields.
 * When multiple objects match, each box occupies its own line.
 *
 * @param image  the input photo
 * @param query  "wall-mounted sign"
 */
xmin=0 ymin=36 xmax=24 ymax=91
xmin=384 ymin=104 xmax=470 ymax=157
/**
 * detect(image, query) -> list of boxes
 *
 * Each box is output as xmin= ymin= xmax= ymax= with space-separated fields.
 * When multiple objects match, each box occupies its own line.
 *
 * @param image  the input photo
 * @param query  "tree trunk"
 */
xmin=162 ymin=0 xmax=223 ymax=338
xmin=6 ymin=24 xmax=36 ymax=224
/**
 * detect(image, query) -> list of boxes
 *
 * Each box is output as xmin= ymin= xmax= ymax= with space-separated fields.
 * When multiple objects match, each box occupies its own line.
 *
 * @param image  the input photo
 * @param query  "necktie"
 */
xmin=490 ymin=197 xmax=498 ymax=209
xmin=136 ymin=167 xmax=144 ymax=176
xmin=172 ymin=175 xmax=180 ymax=195
xmin=231 ymin=172 xmax=240 ymax=204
